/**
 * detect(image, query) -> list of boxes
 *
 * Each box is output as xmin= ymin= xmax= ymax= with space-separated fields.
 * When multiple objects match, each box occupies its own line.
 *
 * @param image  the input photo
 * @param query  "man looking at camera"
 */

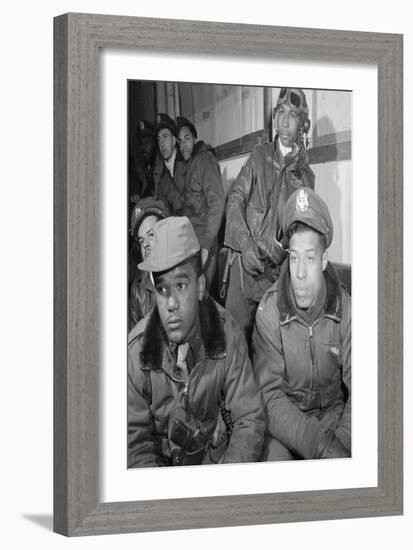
xmin=253 ymin=188 xmax=351 ymax=461
xmin=224 ymin=88 xmax=315 ymax=346
xmin=128 ymin=216 xmax=264 ymax=467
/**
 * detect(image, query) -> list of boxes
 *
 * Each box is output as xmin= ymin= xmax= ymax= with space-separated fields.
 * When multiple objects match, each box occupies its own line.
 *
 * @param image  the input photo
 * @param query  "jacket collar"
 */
xmin=193 ymin=140 xmax=206 ymax=157
xmin=186 ymin=141 xmax=207 ymax=166
xmin=272 ymin=138 xmax=307 ymax=171
xmin=271 ymin=139 xmax=284 ymax=169
xmin=277 ymin=260 xmax=343 ymax=325
xmin=139 ymin=294 xmax=226 ymax=370
xmin=164 ymin=147 xmax=177 ymax=177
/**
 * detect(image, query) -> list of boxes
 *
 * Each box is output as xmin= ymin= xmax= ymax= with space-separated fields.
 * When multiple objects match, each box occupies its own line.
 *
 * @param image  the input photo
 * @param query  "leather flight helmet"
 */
xmin=275 ymin=87 xmax=311 ymax=135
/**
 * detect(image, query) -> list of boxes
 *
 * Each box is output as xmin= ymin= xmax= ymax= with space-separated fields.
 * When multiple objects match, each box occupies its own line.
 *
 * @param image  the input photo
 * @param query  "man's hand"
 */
xmin=241 ymin=247 xmax=265 ymax=276
xmin=201 ymin=247 xmax=209 ymax=267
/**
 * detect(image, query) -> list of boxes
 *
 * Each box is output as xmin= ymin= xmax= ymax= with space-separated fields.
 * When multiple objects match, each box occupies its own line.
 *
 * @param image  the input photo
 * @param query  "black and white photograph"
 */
xmin=127 ymin=81 xmax=352 ymax=467
xmin=3 ymin=0 xmax=407 ymax=545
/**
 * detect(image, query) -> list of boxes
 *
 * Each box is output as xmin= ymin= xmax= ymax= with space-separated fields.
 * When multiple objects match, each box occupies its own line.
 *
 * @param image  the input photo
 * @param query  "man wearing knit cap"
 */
xmin=128 ymin=216 xmax=264 ymax=467
xmin=154 ymin=113 xmax=185 ymax=215
xmin=177 ymin=116 xmax=224 ymax=291
xmin=253 ymin=188 xmax=351 ymax=461
xmin=128 ymin=197 xmax=170 ymax=330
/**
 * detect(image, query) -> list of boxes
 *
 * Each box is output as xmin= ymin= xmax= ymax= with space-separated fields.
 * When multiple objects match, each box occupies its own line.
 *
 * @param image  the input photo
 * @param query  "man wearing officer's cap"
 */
xmin=154 ymin=113 xmax=185 ymax=215
xmin=224 ymin=88 xmax=315 ymax=348
xmin=176 ymin=116 xmax=224 ymax=291
xmin=128 ymin=197 xmax=170 ymax=330
xmin=128 ymin=216 xmax=264 ymax=467
xmin=253 ymin=188 xmax=351 ymax=461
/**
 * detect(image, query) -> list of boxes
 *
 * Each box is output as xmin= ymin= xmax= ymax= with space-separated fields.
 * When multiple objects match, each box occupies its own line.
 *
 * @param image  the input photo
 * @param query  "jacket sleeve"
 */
xmin=127 ymin=347 xmax=165 ymax=467
xmin=128 ymin=278 xmax=143 ymax=332
xmin=334 ymin=292 xmax=351 ymax=450
xmin=224 ymin=154 xmax=256 ymax=253
xmin=220 ymin=317 xmax=265 ymax=463
xmin=198 ymin=153 xmax=225 ymax=250
xmin=156 ymin=174 xmax=173 ymax=214
xmin=253 ymin=300 xmax=334 ymax=459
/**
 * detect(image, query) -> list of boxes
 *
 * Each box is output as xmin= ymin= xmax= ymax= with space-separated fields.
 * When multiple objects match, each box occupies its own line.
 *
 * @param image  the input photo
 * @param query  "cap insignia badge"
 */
xmin=296 ymin=189 xmax=309 ymax=212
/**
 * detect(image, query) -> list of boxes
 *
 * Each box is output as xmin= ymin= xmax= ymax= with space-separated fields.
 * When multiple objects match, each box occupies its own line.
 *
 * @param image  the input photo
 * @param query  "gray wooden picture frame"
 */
xmin=53 ymin=13 xmax=403 ymax=537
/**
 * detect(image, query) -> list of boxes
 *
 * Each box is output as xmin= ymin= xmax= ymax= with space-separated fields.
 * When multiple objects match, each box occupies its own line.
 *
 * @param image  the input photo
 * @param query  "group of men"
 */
xmin=129 ymin=112 xmax=224 ymax=307
xmin=127 ymin=87 xmax=351 ymax=467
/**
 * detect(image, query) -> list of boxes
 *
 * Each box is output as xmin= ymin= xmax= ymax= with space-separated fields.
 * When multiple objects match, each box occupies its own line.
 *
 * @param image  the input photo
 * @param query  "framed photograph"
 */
xmin=54 ymin=13 xmax=403 ymax=536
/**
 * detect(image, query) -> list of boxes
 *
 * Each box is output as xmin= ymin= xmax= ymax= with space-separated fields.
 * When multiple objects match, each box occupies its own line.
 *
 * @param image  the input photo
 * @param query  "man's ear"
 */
xmin=198 ymin=273 xmax=206 ymax=302
xmin=172 ymin=135 xmax=177 ymax=146
xmin=322 ymin=250 xmax=328 ymax=271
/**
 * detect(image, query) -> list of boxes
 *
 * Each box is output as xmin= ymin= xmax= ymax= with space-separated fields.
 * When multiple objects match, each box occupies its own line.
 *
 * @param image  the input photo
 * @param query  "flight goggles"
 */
xmin=277 ymin=88 xmax=307 ymax=113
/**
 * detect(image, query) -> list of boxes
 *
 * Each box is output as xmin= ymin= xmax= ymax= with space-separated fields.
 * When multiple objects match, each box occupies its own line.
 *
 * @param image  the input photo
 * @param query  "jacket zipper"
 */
xmin=165 ymin=358 xmax=205 ymax=423
xmin=182 ymin=385 xmax=191 ymax=421
xmin=308 ymin=325 xmax=315 ymax=394
xmin=308 ymin=325 xmax=314 ymax=366
xmin=183 ymin=358 xmax=204 ymax=422
xmin=308 ymin=318 xmax=323 ymax=398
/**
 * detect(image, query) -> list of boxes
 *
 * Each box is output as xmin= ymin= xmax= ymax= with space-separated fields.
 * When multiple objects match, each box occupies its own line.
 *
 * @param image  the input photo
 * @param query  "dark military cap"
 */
xmin=155 ymin=113 xmax=177 ymax=136
xmin=130 ymin=197 xmax=170 ymax=240
xmin=281 ymin=187 xmax=334 ymax=248
xmin=176 ymin=116 xmax=198 ymax=139
xmin=137 ymin=119 xmax=155 ymax=138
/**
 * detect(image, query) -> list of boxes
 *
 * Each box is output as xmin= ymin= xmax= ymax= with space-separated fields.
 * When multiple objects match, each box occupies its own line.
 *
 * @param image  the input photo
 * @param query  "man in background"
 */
xmin=155 ymin=113 xmax=185 ymax=215
xmin=129 ymin=197 xmax=170 ymax=330
xmin=177 ymin=116 xmax=224 ymax=291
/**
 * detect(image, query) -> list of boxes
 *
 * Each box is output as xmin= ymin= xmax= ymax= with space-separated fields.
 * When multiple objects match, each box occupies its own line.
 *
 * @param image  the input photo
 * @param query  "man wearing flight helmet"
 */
xmin=224 ymin=87 xmax=315 ymax=346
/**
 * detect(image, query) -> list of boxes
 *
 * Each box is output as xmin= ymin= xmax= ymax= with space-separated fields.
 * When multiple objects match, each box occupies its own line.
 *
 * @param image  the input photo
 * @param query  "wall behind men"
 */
xmin=314 ymin=160 xmax=352 ymax=263
xmin=1 ymin=1 xmax=409 ymax=549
